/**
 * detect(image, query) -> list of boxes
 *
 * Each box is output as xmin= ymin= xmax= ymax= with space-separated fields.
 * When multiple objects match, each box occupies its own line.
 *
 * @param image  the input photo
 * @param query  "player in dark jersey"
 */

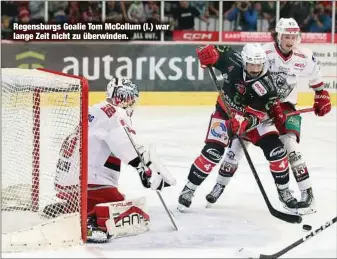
xmin=177 ymin=43 xmax=299 ymax=212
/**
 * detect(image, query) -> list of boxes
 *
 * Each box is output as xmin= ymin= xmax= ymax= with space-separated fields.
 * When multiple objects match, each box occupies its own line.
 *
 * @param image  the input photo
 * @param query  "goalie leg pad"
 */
xmin=87 ymin=185 xmax=125 ymax=216
xmin=94 ymin=197 xmax=150 ymax=239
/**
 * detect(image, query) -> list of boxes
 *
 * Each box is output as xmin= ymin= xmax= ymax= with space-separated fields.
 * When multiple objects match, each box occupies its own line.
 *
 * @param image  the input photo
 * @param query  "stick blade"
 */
xmin=270 ymin=208 xmax=302 ymax=224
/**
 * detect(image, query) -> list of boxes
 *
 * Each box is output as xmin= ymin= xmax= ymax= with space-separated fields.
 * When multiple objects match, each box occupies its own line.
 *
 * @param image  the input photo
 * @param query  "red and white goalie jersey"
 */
xmin=263 ymin=42 xmax=324 ymax=105
xmin=55 ymin=101 xmax=139 ymax=190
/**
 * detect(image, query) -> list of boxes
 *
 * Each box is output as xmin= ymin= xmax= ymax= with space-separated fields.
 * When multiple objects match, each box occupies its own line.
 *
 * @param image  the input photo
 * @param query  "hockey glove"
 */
xmin=196 ymin=45 xmax=219 ymax=68
xmin=269 ymin=101 xmax=287 ymax=133
xmin=136 ymin=163 xmax=151 ymax=189
xmin=132 ymin=145 xmax=176 ymax=191
xmin=314 ymin=90 xmax=331 ymax=117
xmin=226 ymin=115 xmax=250 ymax=137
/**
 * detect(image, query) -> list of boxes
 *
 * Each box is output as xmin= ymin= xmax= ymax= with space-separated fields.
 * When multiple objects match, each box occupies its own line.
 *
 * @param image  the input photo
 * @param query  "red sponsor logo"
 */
xmin=183 ymin=32 xmax=213 ymax=40
xmin=252 ymin=81 xmax=267 ymax=96
xmin=172 ymin=30 xmax=336 ymax=43
xmin=173 ymin=30 xmax=218 ymax=41
xmin=293 ymin=52 xmax=306 ymax=59
xmin=294 ymin=63 xmax=305 ymax=68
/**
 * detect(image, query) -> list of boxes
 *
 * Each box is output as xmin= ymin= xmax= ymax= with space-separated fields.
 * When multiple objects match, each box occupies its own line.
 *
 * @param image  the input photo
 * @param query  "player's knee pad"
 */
xmin=201 ymin=142 xmax=225 ymax=163
xmin=281 ymin=133 xmax=309 ymax=185
xmin=257 ymin=134 xmax=289 ymax=185
xmin=189 ymin=143 xmax=224 ymax=185
xmin=93 ymin=197 xmax=150 ymax=238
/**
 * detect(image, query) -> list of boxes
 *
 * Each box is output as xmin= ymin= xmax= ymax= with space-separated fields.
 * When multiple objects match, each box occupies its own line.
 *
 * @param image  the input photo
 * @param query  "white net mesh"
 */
xmin=1 ymin=68 xmax=87 ymax=251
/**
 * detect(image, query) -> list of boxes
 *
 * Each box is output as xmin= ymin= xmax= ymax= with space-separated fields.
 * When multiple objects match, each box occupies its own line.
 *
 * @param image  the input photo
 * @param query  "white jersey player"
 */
xmin=206 ymin=18 xmax=331 ymax=215
xmin=50 ymin=78 xmax=176 ymax=243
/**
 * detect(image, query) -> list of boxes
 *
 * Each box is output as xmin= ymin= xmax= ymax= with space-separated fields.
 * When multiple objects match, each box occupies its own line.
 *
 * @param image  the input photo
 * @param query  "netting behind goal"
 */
xmin=1 ymin=68 xmax=88 ymax=252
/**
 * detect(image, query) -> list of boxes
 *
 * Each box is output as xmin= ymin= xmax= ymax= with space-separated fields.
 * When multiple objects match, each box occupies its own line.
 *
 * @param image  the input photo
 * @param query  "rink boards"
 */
xmin=88 ymin=91 xmax=337 ymax=106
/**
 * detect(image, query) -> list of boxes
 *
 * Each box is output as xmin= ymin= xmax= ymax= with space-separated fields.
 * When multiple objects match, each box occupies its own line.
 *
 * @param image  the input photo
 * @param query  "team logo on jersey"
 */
xmin=210 ymin=122 xmax=227 ymax=139
xmin=228 ymin=66 xmax=234 ymax=72
xmin=235 ymin=83 xmax=246 ymax=94
xmin=252 ymin=81 xmax=267 ymax=96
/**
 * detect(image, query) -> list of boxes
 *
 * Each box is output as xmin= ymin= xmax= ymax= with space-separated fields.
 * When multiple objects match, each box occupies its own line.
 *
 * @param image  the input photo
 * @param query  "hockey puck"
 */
xmin=302 ymin=224 xmax=312 ymax=231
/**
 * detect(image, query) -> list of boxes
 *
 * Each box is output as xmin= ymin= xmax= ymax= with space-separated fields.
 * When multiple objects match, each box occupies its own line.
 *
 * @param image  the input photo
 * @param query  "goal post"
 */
xmin=1 ymin=68 xmax=88 ymax=252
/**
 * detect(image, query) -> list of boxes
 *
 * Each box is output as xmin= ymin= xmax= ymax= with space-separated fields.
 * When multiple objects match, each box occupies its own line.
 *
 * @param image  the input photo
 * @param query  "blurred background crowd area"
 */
xmin=2 ymin=0 xmax=336 ymax=39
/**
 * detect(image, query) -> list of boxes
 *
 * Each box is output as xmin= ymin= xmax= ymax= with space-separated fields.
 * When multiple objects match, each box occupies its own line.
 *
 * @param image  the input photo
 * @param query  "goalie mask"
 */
xmin=106 ymin=78 xmax=139 ymax=117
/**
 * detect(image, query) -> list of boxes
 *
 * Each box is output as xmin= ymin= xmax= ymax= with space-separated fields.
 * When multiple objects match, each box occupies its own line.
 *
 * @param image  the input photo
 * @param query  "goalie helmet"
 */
xmin=106 ymin=78 xmax=139 ymax=116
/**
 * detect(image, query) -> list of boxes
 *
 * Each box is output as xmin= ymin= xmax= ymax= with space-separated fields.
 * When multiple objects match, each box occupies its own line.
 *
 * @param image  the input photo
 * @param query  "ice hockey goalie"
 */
xmin=46 ymin=77 xmax=176 ymax=243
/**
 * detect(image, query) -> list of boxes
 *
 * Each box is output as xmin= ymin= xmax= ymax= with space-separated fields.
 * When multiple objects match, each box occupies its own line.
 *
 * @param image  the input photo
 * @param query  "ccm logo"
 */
xmin=183 ymin=33 xmax=213 ymax=40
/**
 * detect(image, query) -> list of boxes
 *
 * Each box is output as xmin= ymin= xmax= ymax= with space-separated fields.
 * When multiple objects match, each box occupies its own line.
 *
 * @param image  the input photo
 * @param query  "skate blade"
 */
xmin=282 ymin=204 xmax=299 ymax=215
xmin=297 ymin=207 xmax=317 ymax=216
xmin=177 ymin=204 xmax=188 ymax=212
xmin=87 ymin=238 xmax=109 ymax=244
xmin=205 ymin=202 xmax=213 ymax=208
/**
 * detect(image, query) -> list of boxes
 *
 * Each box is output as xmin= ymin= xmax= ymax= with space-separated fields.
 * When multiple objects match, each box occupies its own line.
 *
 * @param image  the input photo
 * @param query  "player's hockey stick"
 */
xmin=255 ymin=216 xmax=337 ymax=258
xmin=117 ymin=115 xmax=178 ymax=231
xmin=245 ymin=107 xmax=315 ymax=133
xmin=207 ymin=66 xmax=302 ymax=224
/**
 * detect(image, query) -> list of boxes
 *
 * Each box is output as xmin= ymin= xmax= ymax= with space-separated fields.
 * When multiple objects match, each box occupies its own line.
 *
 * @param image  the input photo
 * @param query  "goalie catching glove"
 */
xmin=130 ymin=145 xmax=176 ymax=191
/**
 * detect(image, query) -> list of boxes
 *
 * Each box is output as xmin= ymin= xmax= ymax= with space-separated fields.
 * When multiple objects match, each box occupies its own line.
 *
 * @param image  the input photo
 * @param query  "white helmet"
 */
xmin=241 ymin=43 xmax=267 ymax=67
xmin=275 ymin=18 xmax=300 ymax=41
xmin=106 ymin=78 xmax=139 ymax=116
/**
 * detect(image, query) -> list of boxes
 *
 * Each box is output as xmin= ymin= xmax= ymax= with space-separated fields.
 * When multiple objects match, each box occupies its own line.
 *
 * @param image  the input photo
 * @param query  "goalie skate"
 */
xmin=87 ymin=217 xmax=110 ymax=243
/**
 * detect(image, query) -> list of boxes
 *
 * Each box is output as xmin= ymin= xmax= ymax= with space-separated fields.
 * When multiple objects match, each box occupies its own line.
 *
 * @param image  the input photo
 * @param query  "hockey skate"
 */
xmin=297 ymin=187 xmax=316 ymax=215
xmin=87 ymin=216 xmax=110 ymax=243
xmin=277 ymin=185 xmax=299 ymax=213
xmin=205 ymin=183 xmax=226 ymax=208
xmin=177 ymin=184 xmax=196 ymax=212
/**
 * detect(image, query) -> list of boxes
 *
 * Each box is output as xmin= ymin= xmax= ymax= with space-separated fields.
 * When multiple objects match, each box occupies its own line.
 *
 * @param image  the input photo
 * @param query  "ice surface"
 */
xmin=2 ymin=106 xmax=336 ymax=258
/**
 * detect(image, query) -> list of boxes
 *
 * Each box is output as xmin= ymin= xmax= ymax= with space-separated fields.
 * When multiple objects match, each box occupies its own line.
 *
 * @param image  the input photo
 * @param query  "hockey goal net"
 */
xmin=1 ymin=68 xmax=88 ymax=252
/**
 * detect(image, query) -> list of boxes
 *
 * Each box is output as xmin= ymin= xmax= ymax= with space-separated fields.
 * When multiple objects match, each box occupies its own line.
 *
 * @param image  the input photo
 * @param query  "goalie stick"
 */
xmin=241 ymin=216 xmax=337 ymax=258
xmin=208 ymin=66 xmax=302 ymax=224
xmin=117 ymin=114 xmax=178 ymax=231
